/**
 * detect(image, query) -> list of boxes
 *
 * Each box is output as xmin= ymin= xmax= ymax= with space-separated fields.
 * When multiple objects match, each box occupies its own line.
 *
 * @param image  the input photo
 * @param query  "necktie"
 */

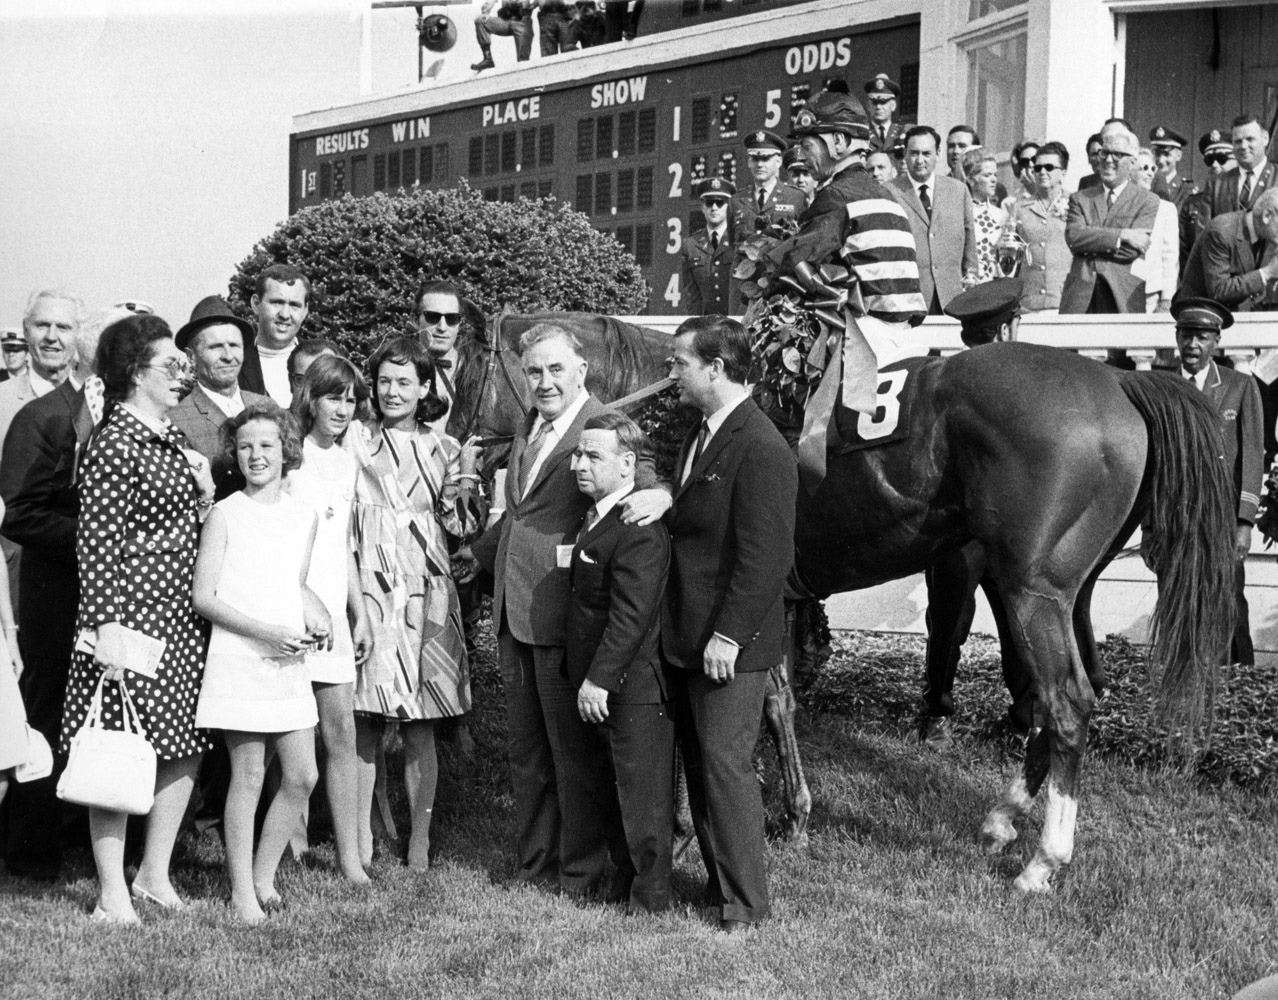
xmin=1240 ymin=171 xmax=1254 ymax=211
xmin=757 ymin=189 xmax=766 ymax=212
xmin=434 ymin=357 xmax=453 ymax=370
xmin=683 ymin=421 xmax=709 ymax=484
xmin=579 ymin=506 xmax=598 ymax=542
xmin=919 ymin=184 xmax=932 ymax=220
xmin=1106 ymin=188 xmax=1116 ymax=209
xmin=710 ymin=231 xmax=720 ymax=251
xmin=879 ymin=125 xmax=887 ymax=144
xmin=517 ymin=422 xmax=550 ymax=496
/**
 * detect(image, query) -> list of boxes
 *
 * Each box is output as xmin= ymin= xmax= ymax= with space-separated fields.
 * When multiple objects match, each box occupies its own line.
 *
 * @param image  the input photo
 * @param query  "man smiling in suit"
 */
xmin=566 ymin=410 xmax=673 ymax=913
xmin=1060 ymin=122 xmax=1161 ymax=313
xmin=891 ymin=125 xmax=977 ymax=313
xmin=662 ymin=315 xmax=797 ymax=932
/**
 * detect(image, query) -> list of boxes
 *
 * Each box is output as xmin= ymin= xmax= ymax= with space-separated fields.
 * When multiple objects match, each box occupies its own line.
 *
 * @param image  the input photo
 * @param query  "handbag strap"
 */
xmin=82 ymin=672 xmax=149 ymax=740
xmin=115 ymin=677 xmax=148 ymax=740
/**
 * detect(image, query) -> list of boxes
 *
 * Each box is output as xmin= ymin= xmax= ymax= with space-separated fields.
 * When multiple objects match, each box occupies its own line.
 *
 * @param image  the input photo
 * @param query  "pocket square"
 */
xmin=579 ymin=550 xmax=598 ymax=564
xmin=699 ymin=473 xmax=721 ymax=483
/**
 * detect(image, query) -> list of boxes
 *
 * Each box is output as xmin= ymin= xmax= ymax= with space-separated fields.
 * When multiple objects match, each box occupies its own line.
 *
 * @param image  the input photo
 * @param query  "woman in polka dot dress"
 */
xmin=59 ymin=314 xmax=216 ymax=923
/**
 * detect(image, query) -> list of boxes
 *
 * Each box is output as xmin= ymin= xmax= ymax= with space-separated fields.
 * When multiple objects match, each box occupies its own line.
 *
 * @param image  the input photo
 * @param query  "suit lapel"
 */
xmin=893 ymin=178 xmax=928 ymax=226
xmin=1203 ymin=360 xmax=1225 ymax=408
xmin=676 ymin=399 xmax=749 ymax=498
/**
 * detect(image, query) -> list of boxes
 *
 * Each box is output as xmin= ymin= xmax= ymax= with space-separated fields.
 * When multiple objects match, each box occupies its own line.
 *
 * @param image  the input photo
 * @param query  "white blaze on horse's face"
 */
xmin=523 ymin=334 xmax=587 ymax=422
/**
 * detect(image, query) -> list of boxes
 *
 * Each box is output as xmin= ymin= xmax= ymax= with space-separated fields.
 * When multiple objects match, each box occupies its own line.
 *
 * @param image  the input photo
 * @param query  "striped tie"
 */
xmin=1240 ymin=171 xmax=1254 ymax=211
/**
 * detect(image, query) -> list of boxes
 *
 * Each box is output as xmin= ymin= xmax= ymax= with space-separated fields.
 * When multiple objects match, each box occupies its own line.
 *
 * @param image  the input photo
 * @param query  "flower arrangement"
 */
xmin=1255 ymin=458 xmax=1278 ymax=546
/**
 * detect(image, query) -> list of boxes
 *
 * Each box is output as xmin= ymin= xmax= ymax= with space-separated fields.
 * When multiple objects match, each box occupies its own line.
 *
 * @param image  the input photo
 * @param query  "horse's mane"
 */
xmin=593 ymin=315 xmax=657 ymax=401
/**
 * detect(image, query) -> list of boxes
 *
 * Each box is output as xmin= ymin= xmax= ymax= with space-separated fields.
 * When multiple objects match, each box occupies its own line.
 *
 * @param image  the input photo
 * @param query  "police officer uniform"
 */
xmin=943 ymin=277 xmax=1024 ymax=348
xmin=682 ymin=178 xmax=740 ymax=316
xmin=864 ymin=74 xmax=910 ymax=154
xmin=1179 ymin=130 xmax=1233 ymax=273
xmin=1149 ymin=126 xmax=1197 ymax=211
xmin=732 ymin=130 xmax=807 ymax=235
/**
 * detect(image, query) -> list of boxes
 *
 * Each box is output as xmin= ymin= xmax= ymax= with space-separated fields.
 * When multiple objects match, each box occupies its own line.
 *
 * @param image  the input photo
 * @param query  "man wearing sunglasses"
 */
xmin=1149 ymin=126 xmax=1196 ymax=212
xmin=863 ymin=73 xmax=909 ymax=155
xmin=732 ymin=130 xmax=806 ymax=236
xmin=1059 ymin=122 xmax=1161 ymax=314
xmin=681 ymin=178 xmax=740 ymax=316
xmin=1180 ymin=130 xmax=1237 ymax=273
xmin=414 ymin=278 xmax=476 ymax=434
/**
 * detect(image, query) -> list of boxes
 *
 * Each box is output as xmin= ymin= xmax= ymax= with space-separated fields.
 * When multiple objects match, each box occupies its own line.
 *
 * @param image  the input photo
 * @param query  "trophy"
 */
xmin=995 ymin=230 xmax=1031 ymax=278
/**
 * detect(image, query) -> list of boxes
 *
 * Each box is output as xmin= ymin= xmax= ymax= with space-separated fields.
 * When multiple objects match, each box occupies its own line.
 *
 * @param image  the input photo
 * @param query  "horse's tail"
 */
xmin=1119 ymin=370 xmax=1235 ymax=729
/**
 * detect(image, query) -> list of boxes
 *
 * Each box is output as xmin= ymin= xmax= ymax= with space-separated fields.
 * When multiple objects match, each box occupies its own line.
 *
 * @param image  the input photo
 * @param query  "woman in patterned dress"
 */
xmin=351 ymin=337 xmax=478 ymax=870
xmin=1006 ymin=141 xmax=1073 ymax=312
xmin=59 ymin=314 xmax=216 ymax=923
xmin=961 ymin=147 xmax=1010 ymax=284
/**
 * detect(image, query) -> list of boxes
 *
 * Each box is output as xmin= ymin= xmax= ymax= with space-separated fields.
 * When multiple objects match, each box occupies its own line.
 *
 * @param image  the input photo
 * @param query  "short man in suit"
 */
xmin=1149 ymin=126 xmax=1196 ymax=211
xmin=1173 ymin=297 xmax=1263 ymax=664
xmin=864 ymin=73 xmax=908 ymax=154
xmin=566 ymin=410 xmax=673 ymax=913
xmin=732 ymin=130 xmax=807 ymax=235
xmin=170 ymin=296 xmax=270 ymax=502
xmin=662 ymin=316 xmax=797 ymax=932
xmin=0 ymin=304 xmax=121 ymax=879
xmin=468 ymin=324 xmax=669 ymax=894
xmin=240 ymin=263 xmax=311 ymax=406
xmin=891 ymin=125 xmax=978 ymax=314
xmin=1060 ymin=122 xmax=1161 ymax=314
xmin=1201 ymin=114 xmax=1278 ymax=221
xmin=682 ymin=178 xmax=740 ymax=316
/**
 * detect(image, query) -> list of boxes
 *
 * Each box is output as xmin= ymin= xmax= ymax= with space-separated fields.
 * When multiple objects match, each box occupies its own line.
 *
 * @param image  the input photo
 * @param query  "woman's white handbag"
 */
xmin=57 ymin=674 xmax=156 ymax=815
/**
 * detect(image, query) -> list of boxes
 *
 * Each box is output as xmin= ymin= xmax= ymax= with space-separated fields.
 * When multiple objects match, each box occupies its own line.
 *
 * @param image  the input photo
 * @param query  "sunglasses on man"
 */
xmin=1203 ymin=153 xmax=1232 ymax=167
xmin=1032 ymin=163 xmax=1061 ymax=173
xmin=416 ymin=310 xmax=461 ymax=327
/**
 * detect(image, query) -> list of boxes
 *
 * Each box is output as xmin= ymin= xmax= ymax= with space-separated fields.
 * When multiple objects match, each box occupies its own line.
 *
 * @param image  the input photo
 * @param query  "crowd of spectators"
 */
xmin=470 ymin=0 xmax=643 ymax=72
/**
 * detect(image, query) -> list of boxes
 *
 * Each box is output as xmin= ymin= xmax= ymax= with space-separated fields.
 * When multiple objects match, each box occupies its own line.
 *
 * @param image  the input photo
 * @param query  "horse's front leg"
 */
xmin=764 ymin=660 xmax=811 ymax=842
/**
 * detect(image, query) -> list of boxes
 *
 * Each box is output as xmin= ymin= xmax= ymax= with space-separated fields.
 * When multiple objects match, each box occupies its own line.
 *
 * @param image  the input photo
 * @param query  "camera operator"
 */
xmin=471 ymin=0 xmax=537 ymax=73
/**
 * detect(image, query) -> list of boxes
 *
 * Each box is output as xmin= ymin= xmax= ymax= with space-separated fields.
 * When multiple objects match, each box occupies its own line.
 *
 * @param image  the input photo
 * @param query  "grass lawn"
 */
xmin=2 ymin=627 xmax=1276 ymax=1000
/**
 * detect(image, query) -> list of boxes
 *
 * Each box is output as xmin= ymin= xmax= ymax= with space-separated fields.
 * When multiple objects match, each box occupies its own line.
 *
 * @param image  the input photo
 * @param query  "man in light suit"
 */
xmin=170 ymin=296 xmax=270 ymax=502
xmin=566 ymin=410 xmax=673 ymax=913
xmin=468 ymin=324 xmax=669 ymax=895
xmin=891 ymin=126 xmax=977 ymax=314
xmin=1202 ymin=114 xmax=1278 ymax=221
xmin=0 ymin=304 xmax=118 ymax=880
xmin=1173 ymin=298 xmax=1263 ymax=663
xmin=1060 ymin=123 xmax=1162 ymax=314
xmin=662 ymin=315 xmax=797 ymax=932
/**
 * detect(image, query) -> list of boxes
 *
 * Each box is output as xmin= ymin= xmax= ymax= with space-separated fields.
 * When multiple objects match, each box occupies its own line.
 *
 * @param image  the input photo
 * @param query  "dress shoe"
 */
xmin=471 ymin=54 xmax=495 ymax=72
xmin=922 ymin=715 xmax=954 ymax=750
xmin=719 ymin=919 xmax=750 ymax=934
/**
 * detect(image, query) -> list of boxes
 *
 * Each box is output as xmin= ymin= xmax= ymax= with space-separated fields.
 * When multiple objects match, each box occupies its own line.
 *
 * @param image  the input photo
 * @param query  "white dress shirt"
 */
xmin=521 ymin=388 xmax=590 ymax=499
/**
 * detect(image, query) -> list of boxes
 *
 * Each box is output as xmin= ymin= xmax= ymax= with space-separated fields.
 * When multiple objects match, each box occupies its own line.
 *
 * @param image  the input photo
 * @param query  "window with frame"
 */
xmin=965 ymin=30 xmax=1027 ymax=155
xmin=969 ymin=0 xmax=1025 ymax=19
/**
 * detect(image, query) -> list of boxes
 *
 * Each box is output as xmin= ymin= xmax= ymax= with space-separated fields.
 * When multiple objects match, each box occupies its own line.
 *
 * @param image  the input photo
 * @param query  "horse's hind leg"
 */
xmin=982 ymin=587 xmax=1095 ymax=892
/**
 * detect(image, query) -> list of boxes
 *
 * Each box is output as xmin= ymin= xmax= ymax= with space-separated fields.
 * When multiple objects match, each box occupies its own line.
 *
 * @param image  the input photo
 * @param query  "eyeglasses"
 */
xmin=1097 ymin=149 xmax=1133 ymax=161
xmin=1032 ymin=163 xmax=1061 ymax=173
xmin=145 ymin=359 xmax=193 ymax=380
xmin=1204 ymin=153 xmax=1231 ymax=167
xmin=416 ymin=310 xmax=461 ymax=327
xmin=2 ymin=345 xmax=26 ymax=354
xmin=702 ymin=198 xmax=729 ymax=208
xmin=868 ymin=98 xmax=894 ymax=106
xmin=1016 ymin=158 xmax=1035 ymax=168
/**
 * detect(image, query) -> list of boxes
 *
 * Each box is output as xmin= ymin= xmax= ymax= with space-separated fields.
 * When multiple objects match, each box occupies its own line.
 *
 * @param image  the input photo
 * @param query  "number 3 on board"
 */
xmin=664 ymin=274 xmax=681 ymax=309
xmin=857 ymin=369 xmax=907 ymax=441
xmin=666 ymin=218 xmax=682 ymax=254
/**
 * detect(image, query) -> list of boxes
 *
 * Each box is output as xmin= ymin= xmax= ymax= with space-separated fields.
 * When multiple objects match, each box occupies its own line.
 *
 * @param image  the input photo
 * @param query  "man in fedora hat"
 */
xmin=171 ymin=295 xmax=270 ymax=502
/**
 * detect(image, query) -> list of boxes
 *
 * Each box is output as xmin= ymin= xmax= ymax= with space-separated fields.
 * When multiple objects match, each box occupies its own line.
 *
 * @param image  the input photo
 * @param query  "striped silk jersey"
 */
xmin=783 ymin=161 xmax=927 ymax=324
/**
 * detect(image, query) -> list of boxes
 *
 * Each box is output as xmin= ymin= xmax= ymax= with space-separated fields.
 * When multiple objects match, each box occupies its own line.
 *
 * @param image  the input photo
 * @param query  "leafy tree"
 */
xmin=227 ymin=181 xmax=649 ymax=365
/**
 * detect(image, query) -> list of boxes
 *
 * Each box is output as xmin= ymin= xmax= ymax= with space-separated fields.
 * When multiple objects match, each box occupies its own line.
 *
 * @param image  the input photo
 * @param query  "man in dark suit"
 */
xmin=0 ymin=305 xmax=120 ymax=879
xmin=682 ymin=178 xmax=740 ymax=315
xmin=732 ymin=130 xmax=807 ymax=235
xmin=566 ymin=410 xmax=673 ymax=913
xmin=1173 ymin=298 xmax=1264 ymax=663
xmin=891 ymin=125 xmax=977 ymax=314
xmin=1178 ymin=190 xmax=1278 ymax=309
xmin=170 ymin=296 xmax=270 ymax=502
xmin=1201 ymin=114 xmax=1278 ymax=221
xmin=662 ymin=315 xmax=797 ymax=932
xmin=468 ymin=324 xmax=669 ymax=894
xmin=1060 ymin=123 xmax=1161 ymax=313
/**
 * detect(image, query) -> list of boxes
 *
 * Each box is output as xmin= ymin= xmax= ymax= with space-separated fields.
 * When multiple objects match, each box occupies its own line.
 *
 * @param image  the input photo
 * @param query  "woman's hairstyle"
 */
xmin=366 ymin=335 xmax=448 ymax=426
xmin=220 ymin=400 xmax=305 ymax=475
xmin=961 ymin=147 xmax=998 ymax=186
xmin=95 ymin=313 xmax=174 ymax=407
xmin=1035 ymin=140 xmax=1070 ymax=171
xmin=290 ymin=353 xmax=370 ymax=438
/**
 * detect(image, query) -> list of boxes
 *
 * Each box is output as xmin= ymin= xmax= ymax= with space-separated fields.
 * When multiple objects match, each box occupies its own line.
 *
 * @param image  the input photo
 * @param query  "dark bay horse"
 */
xmin=789 ymin=341 xmax=1233 ymax=891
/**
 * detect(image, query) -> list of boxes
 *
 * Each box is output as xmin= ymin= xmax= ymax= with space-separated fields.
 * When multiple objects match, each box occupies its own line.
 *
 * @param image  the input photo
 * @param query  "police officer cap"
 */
xmin=1199 ymin=129 xmax=1232 ymax=157
xmin=744 ymin=130 xmax=787 ymax=154
xmin=1171 ymin=296 xmax=1233 ymax=332
xmin=864 ymin=73 xmax=901 ymax=98
xmin=0 ymin=328 xmax=25 ymax=349
xmin=944 ymin=278 xmax=1024 ymax=329
xmin=1149 ymin=126 xmax=1187 ymax=149
xmin=699 ymin=177 xmax=736 ymax=201
xmin=782 ymin=145 xmax=808 ymax=171
xmin=790 ymin=93 xmax=870 ymax=140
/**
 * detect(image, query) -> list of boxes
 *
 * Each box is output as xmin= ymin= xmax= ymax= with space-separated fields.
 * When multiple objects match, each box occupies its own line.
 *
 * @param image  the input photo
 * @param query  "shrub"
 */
xmin=226 ymin=181 xmax=650 ymax=366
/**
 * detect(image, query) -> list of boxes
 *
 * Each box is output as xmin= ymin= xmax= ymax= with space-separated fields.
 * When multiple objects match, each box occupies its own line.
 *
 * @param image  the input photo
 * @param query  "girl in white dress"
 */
xmin=288 ymin=355 xmax=374 ymax=884
xmin=193 ymin=403 xmax=329 ymax=924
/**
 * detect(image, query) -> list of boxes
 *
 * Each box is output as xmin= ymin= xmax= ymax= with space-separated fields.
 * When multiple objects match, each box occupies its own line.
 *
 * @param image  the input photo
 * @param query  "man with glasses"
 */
xmin=241 ymin=263 xmax=311 ymax=406
xmin=1149 ymin=126 xmax=1196 ymax=212
xmin=0 ymin=330 xmax=28 ymax=383
xmin=1181 ymin=129 xmax=1237 ymax=273
xmin=1202 ymin=114 xmax=1277 ymax=221
xmin=1059 ymin=123 xmax=1160 ymax=314
xmin=414 ymin=278 xmax=475 ymax=434
xmin=681 ymin=178 xmax=739 ymax=316
xmin=864 ymin=73 xmax=908 ymax=155
xmin=732 ymin=130 xmax=806 ymax=236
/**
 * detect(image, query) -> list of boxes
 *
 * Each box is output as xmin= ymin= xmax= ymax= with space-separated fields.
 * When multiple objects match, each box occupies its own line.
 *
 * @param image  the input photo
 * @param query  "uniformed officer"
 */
xmin=682 ymin=178 xmax=741 ymax=316
xmin=943 ymin=277 xmax=1024 ymax=348
xmin=1180 ymin=130 xmax=1236 ymax=272
xmin=1149 ymin=125 xmax=1196 ymax=210
xmin=782 ymin=145 xmax=816 ymax=206
xmin=864 ymin=73 xmax=908 ymax=154
xmin=1199 ymin=128 xmax=1236 ymax=177
xmin=732 ymin=130 xmax=807 ymax=235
